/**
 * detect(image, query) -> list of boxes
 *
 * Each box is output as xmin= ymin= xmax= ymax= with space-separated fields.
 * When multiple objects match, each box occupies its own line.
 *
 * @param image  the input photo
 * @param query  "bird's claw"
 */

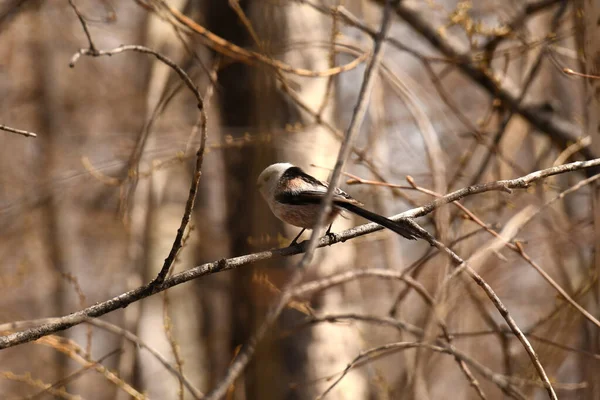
xmin=325 ymin=231 xmax=337 ymax=242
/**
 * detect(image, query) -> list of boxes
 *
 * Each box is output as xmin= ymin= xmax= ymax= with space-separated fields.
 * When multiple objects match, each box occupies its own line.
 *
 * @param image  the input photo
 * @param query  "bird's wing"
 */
xmin=275 ymin=166 xmax=363 ymax=206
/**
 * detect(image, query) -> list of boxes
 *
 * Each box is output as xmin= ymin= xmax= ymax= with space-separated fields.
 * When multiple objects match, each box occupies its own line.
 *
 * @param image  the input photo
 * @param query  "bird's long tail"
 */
xmin=338 ymin=202 xmax=421 ymax=240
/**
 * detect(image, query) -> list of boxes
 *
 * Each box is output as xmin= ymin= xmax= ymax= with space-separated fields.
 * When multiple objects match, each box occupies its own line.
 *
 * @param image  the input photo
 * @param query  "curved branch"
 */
xmin=381 ymin=0 xmax=595 ymax=160
xmin=69 ymin=45 xmax=203 ymax=109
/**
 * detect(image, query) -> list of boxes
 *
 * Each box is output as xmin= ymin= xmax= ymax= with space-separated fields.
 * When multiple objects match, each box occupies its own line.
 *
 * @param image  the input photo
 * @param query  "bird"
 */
xmin=256 ymin=163 xmax=422 ymax=245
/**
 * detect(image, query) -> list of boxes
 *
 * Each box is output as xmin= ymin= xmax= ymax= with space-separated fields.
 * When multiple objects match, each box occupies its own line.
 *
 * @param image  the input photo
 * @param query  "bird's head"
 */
xmin=256 ymin=163 xmax=294 ymax=200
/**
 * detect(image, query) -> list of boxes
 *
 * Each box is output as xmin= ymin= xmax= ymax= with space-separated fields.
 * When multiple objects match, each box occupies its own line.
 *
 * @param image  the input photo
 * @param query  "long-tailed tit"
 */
xmin=257 ymin=163 xmax=421 ymax=245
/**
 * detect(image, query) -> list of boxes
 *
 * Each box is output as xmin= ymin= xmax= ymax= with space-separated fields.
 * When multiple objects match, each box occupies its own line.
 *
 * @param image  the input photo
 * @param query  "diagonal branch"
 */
xmin=379 ymin=0 xmax=595 ymax=160
xmin=147 ymin=0 xmax=369 ymax=78
xmin=1 ymin=158 xmax=599 ymax=362
xmin=67 ymin=0 xmax=96 ymax=52
xmin=0 ymin=123 xmax=37 ymax=138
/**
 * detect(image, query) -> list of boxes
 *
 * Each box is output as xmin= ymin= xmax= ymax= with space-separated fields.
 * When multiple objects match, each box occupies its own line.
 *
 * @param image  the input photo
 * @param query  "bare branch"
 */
xmin=1 ymin=158 xmax=599 ymax=367
xmin=380 ymin=0 xmax=596 ymax=160
xmin=0 ymin=317 xmax=204 ymax=399
xmin=148 ymin=0 xmax=368 ymax=78
xmin=0 ymin=123 xmax=37 ymax=138
xmin=67 ymin=0 xmax=96 ymax=52
xmin=151 ymin=69 xmax=211 ymax=285
xmin=69 ymin=44 xmax=203 ymax=109
xmin=406 ymin=158 xmax=600 ymax=219
xmin=428 ymin=235 xmax=558 ymax=400
xmin=28 ymin=348 xmax=121 ymax=400
xmin=316 ymin=341 xmax=527 ymax=400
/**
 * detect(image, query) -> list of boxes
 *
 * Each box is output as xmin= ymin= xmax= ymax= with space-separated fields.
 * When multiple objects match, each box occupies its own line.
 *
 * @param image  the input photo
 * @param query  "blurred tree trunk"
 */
xmin=248 ymin=2 xmax=369 ymax=399
xmin=0 ymin=4 xmax=66 ymax=394
xmin=34 ymin=2 xmax=70 ymax=384
xmin=204 ymin=2 xmax=284 ymax=399
xmin=204 ymin=0 xmax=371 ymax=398
xmin=129 ymin=1 xmax=217 ymax=398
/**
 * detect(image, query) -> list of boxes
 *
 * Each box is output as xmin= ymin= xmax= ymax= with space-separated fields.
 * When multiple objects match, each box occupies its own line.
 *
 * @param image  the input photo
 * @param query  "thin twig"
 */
xmin=149 ymin=0 xmax=369 ymax=78
xmin=405 ymin=158 xmax=600 ymax=219
xmin=315 ymin=341 xmax=526 ymax=400
xmin=28 ymin=348 xmax=122 ymax=400
xmin=67 ymin=0 xmax=97 ymax=52
xmin=151 ymin=62 xmax=212 ymax=285
xmin=37 ymin=336 xmax=145 ymax=399
xmin=0 ymin=317 xmax=204 ymax=399
xmin=295 ymin=312 xmax=600 ymax=362
xmin=405 ymin=172 xmax=600 ymax=332
xmin=427 ymin=235 xmax=558 ymax=400
xmin=385 ymin=0 xmax=595 ymax=161
xmin=69 ymin=45 xmax=203 ymax=109
xmin=0 ymin=123 xmax=37 ymax=138
xmin=562 ymin=68 xmax=600 ymax=79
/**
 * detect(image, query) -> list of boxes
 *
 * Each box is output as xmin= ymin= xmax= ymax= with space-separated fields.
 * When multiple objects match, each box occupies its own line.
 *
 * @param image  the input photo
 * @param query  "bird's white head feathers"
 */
xmin=257 ymin=163 xmax=294 ymax=200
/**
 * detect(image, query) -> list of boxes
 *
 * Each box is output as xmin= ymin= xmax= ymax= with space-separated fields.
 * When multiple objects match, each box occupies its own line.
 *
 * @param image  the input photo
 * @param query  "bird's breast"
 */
xmin=271 ymin=202 xmax=340 ymax=229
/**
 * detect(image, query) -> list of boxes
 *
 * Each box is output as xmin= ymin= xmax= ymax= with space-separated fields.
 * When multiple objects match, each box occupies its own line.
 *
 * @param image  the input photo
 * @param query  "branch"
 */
xmin=67 ymin=0 xmax=96 ymax=52
xmin=151 ymin=74 xmax=210 ymax=285
xmin=427 ymin=232 xmax=558 ymax=399
xmin=69 ymin=45 xmax=203 ymax=109
xmin=299 ymin=205 xmax=559 ymax=399
xmin=482 ymin=0 xmax=564 ymax=56
xmin=405 ymin=171 xmax=600 ymax=331
xmin=315 ymin=341 xmax=526 ymax=400
xmin=405 ymin=158 xmax=600 ymax=218
xmin=0 ymin=317 xmax=203 ymax=399
xmin=382 ymin=0 xmax=595 ymax=160
xmin=148 ymin=0 xmax=368 ymax=78
xmin=0 ymin=124 xmax=37 ymax=138
xmin=1 ymin=158 xmax=599 ymax=353
xmin=28 ymin=348 xmax=121 ymax=400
